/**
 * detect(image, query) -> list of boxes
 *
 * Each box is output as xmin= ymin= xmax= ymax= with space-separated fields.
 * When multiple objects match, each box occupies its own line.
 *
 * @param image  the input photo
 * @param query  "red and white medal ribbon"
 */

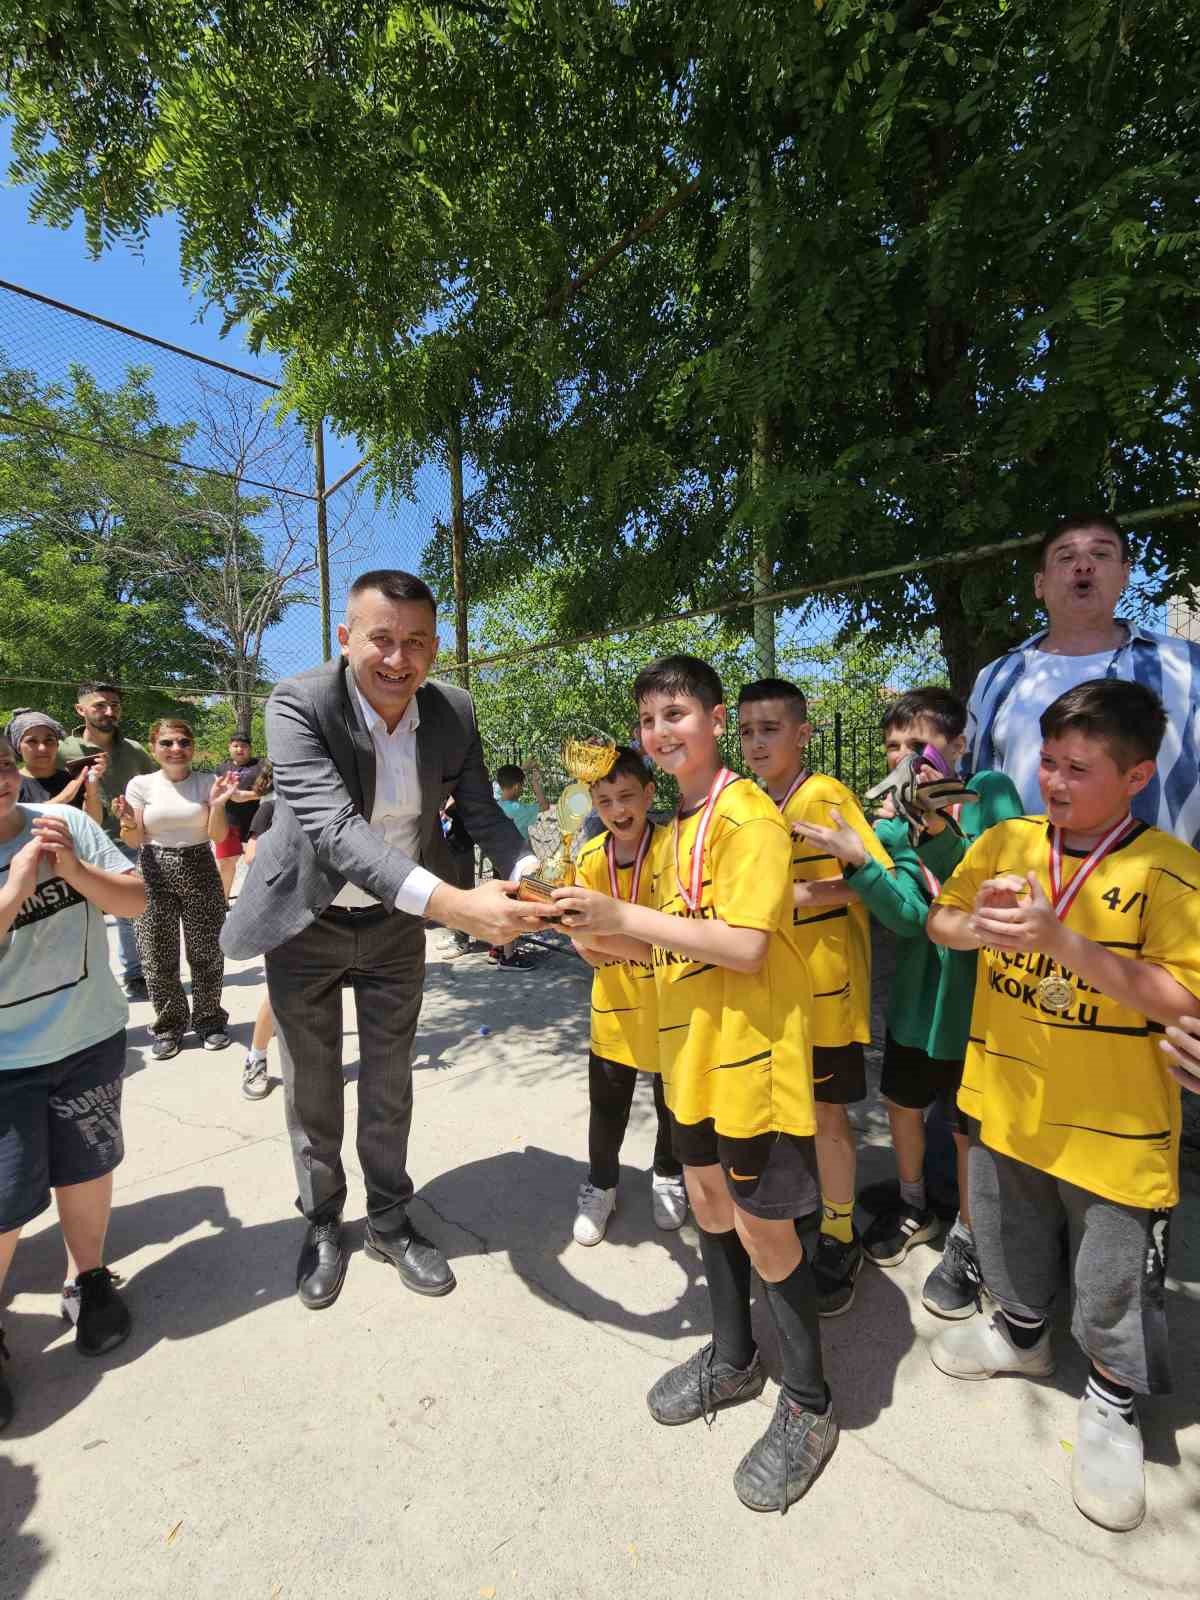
xmin=1048 ymin=813 xmax=1138 ymax=918
xmin=675 ymin=767 xmax=738 ymax=912
xmin=775 ymin=769 xmax=811 ymax=814
xmin=606 ymin=823 xmax=652 ymax=904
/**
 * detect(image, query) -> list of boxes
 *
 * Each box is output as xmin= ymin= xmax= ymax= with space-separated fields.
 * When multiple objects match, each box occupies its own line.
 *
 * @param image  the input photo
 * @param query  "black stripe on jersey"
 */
xmin=1060 ymin=820 xmax=1149 ymax=859
xmin=975 ymin=1043 xmax=1042 ymax=1073
xmin=813 ymin=983 xmax=851 ymax=1000
xmin=677 ymin=963 xmax=717 ymax=981
xmin=1147 ymin=864 xmax=1200 ymax=893
xmin=1036 ymin=1019 xmax=1150 ymax=1038
xmin=1098 ymin=940 xmax=1142 ymax=951
xmin=707 ymin=1049 xmax=772 ymax=1072
xmin=1041 ymin=1121 xmax=1172 ymax=1143
xmin=793 ymin=852 xmax=836 ymax=866
xmin=794 ymin=906 xmax=849 ymax=928
xmin=658 ymin=1021 xmax=693 ymax=1033
xmin=592 ymin=1004 xmax=641 ymax=1016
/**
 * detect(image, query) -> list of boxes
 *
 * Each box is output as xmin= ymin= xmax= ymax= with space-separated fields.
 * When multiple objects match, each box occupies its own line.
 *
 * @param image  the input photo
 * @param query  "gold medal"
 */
xmin=1035 ymin=974 xmax=1075 ymax=1013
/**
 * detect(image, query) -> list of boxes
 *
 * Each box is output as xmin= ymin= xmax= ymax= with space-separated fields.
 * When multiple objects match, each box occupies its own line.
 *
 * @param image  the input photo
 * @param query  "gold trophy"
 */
xmin=517 ymin=733 xmax=619 ymax=904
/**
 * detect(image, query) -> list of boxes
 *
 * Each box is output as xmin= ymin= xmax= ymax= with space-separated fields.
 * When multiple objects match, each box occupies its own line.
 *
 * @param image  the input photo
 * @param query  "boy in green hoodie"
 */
xmin=793 ymin=687 xmax=1023 ymax=1316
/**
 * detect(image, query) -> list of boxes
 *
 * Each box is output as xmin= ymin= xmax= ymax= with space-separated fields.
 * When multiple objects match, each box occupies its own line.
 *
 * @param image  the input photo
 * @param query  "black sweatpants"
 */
xmin=588 ymin=1053 xmax=681 ymax=1189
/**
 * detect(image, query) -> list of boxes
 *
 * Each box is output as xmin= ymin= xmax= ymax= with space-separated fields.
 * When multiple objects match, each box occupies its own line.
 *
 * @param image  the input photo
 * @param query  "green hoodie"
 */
xmin=844 ymin=769 xmax=1024 ymax=1060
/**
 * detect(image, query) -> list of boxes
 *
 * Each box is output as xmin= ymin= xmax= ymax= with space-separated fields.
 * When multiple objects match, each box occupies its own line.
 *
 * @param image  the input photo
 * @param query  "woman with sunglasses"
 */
xmin=116 ymin=719 xmax=238 ymax=1061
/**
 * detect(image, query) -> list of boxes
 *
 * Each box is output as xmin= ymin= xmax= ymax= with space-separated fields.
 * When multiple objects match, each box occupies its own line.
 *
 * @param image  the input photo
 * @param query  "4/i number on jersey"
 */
xmin=1100 ymin=887 xmax=1148 ymax=916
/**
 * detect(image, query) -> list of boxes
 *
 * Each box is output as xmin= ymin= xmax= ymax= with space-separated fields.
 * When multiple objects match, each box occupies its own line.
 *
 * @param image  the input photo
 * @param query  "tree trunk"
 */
xmin=928 ymin=568 xmax=1026 ymax=699
xmin=448 ymin=413 xmax=471 ymax=690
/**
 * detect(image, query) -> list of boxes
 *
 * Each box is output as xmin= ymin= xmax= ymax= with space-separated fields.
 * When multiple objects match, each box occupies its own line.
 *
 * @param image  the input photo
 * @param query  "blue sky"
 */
xmin=1 ymin=121 xmax=448 ymax=685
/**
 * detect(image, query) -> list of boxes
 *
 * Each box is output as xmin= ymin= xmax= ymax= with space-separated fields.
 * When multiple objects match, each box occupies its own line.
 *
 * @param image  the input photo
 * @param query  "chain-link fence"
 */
xmin=0 ymin=276 xmax=444 ymax=752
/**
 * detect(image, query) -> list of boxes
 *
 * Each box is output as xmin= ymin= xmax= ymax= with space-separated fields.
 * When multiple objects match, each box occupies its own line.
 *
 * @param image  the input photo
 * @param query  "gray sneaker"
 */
xmin=647 ymin=1342 xmax=765 ymax=1426
xmin=734 ymin=1390 xmax=839 ymax=1513
xmin=922 ymin=1219 xmax=983 ymax=1319
xmin=242 ymin=1055 xmax=271 ymax=1100
xmin=202 ymin=1030 xmax=232 ymax=1051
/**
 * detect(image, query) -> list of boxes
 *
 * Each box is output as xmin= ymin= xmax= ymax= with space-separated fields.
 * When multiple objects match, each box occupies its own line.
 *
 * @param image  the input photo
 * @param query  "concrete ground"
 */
xmin=2 ymin=909 xmax=1198 ymax=1600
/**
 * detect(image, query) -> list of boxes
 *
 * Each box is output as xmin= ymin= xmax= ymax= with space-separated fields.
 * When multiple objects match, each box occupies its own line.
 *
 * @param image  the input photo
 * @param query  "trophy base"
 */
xmin=517 ymin=875 xmax=559 ymax=904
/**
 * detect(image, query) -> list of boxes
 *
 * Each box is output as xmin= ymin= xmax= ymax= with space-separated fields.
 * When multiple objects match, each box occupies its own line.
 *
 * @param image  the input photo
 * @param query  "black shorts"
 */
xmin=0 ymin=1030 xmax=126 ymax=1233
xmin=812 ymin=1042 xmax=866 ymax=1105
xmin=881 ymin=1032 xmax=965 ymax=1119
xmin=669 ymin=1111 xmax=820 ymax=1220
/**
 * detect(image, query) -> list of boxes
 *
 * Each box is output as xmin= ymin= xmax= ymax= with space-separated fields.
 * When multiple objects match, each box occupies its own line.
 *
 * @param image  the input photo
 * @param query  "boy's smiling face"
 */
xmin=883 ymin=715 xmax=966 ymax=774
xmin=591 ymin=771 xmax=654 ymax=846
xmin=637 ymin=689 xmax=726 ymax=800
xmin=1038 ymin=730 xmax=1153 ymax=836
xmin=737 ymin=698 xmax=812 ymax=793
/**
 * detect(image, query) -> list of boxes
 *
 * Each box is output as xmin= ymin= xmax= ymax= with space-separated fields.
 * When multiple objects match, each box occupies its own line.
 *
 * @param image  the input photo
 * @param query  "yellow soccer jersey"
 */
xmin=937 ymin=816 xmax=1200 ymax=1209
xmin=782 ymin=773 xmax=893 ymax=1050
xmin=647 ymin=776 xmax=815 ymax=1139
xmin=575 ymin=826 xmax=659 ymax=1071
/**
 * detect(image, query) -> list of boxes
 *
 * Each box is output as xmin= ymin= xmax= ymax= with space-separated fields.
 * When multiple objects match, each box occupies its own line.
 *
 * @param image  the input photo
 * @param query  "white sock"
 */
xmin=899 ymin=1177 xmax=926 ymax=1212
xmin=246 ymin=1047 xmax=268 ymax=1064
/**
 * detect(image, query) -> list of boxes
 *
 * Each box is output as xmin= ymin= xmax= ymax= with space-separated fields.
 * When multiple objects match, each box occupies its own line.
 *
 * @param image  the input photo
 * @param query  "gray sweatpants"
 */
xmin=968 ymin=1128 xmax=1172 ymax=1394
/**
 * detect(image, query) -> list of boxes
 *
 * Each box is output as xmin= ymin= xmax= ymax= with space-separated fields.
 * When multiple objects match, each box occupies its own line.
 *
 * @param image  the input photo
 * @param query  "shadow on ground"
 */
xmin=0 ymin=1457 xmax=48 ymax=1600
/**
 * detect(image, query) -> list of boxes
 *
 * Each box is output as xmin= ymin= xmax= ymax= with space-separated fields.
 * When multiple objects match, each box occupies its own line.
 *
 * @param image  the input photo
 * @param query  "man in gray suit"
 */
xmin=222 ymin=570 xmax=551 ymax=1308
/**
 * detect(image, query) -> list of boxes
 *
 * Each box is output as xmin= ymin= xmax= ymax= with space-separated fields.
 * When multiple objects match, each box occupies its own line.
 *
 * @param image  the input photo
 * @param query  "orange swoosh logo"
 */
xmin=728 ymin=1169 xmax=757 ymax=1182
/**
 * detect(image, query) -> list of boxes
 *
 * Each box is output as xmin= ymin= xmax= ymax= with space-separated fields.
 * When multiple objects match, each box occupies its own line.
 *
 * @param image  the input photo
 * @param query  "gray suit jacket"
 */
xmin=221 ymin=659 xmax=527 ymax=959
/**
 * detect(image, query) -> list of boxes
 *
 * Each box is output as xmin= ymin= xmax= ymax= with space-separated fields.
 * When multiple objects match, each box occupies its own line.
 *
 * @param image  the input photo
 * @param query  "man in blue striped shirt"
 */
xmin=964 ymin=514 xmax=1200 ymax=847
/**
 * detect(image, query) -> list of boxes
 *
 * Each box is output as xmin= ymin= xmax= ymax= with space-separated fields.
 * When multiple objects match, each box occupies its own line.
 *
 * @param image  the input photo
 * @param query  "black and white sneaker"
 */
xmin=863 ymin=1206 xmax=940 ymax=1267
xmin=922 ymin=1220 xmax=983 ymax=1318
xmin=242 ymin=1054 xmax=271 ymax=1100
xmin=813 ymin=1232 xmax=863 ymax=1318
xmin=60 ymin=1269 xmax=125 ymax=1326
xmin=74 ymin=1267 xmax=132 ymax=1357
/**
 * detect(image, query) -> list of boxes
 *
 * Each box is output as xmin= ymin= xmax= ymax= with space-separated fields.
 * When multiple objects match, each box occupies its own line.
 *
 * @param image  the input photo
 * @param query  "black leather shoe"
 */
xmin=297 ymin=1216 xmax=347 ymax=1309
xmin=365 ymin=1222 xmax=456 ymax=1297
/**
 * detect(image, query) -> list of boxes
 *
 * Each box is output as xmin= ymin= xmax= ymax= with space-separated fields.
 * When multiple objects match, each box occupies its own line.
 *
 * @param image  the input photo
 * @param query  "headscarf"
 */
xmin=5 ymin=708 xmax=66 ymax=751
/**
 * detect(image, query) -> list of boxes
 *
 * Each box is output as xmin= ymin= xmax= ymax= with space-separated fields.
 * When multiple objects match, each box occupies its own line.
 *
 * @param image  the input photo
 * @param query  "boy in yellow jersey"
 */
xmin=569 ymin=747 xmax=687 ymax=1245
xmin=553 ymin=656 xmax=836 ymax=1515
xmin=737 ymin=677 xmax=892 ymax=1318
xmin=927 ymin=679 xmax=1200 ymax=1532
xmin=796 ymin=687 xmax=1024 ymax=1317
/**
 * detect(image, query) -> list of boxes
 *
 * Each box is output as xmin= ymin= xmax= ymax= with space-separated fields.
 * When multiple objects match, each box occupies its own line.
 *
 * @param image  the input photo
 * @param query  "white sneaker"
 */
xmin=930 ymin=1308 xmax=1055 ymax=1381
xmin=1072 ymin=1390 xmax=1146 ymax=1531
xmin=573 ymin=1183 xmax=616 ymax=1246
xmin=651 ymin=1173 xmax=688 ymax=1231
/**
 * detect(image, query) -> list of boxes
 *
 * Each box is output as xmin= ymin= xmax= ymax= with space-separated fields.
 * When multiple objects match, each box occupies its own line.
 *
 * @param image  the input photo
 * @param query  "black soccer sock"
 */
xmin=764 ymin=1257 xmax=830 ymax=1415
xmin=1086 ymin=1362 xmax=1136 ymax=1424
xmin=1000 ymin=1308 xmax=1047 ymax=1350
xmin=697 ymin=1225 xmax=756 ymax=1372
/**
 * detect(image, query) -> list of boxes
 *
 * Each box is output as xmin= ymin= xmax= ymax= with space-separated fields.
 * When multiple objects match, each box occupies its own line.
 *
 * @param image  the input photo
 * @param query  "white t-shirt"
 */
xmin=125 ymin=769 xmax=212 ymax=846
xmin=972 ymin=646 xmax=1116 ymax=812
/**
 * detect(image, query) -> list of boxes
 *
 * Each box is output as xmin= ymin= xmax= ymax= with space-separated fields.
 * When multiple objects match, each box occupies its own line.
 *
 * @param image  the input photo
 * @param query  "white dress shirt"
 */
xmin=333 ymin=678 xmax=538 ymax=915
xmin=332 ymin=682 xmax=441 ymax=915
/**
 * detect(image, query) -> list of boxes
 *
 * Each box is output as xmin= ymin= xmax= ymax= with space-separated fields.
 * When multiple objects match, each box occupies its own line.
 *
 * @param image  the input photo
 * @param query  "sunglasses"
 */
xmin=157 ymin=738 xmax=193 ymax=750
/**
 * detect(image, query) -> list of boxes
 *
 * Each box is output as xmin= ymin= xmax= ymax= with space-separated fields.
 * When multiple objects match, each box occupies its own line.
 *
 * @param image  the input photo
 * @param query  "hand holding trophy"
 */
xmin=517 ymin=732 xmax=619 ymax=907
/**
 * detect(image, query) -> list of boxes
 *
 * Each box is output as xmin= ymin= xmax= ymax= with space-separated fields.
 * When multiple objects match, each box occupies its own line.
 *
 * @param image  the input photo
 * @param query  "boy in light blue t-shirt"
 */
xmin=0 ymin=739 xmax=148 ymax=1429
xmin=491 ymin=762 xmax=548 ymax=970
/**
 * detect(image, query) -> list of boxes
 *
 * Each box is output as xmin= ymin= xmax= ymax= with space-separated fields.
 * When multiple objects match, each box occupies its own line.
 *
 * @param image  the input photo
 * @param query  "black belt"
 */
xmin=146 ymin=841 xmax=212 ymax=855
xmin=322 ymin=901 xmax=388 ymax=923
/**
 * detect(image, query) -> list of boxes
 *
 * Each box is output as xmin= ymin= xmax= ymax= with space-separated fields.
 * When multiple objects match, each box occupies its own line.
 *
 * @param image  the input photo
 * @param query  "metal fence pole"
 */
xmin=834 ymin=710 xmax=844 ymax=783
xmin=314 ymin=420 xmax=331 ymax=662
